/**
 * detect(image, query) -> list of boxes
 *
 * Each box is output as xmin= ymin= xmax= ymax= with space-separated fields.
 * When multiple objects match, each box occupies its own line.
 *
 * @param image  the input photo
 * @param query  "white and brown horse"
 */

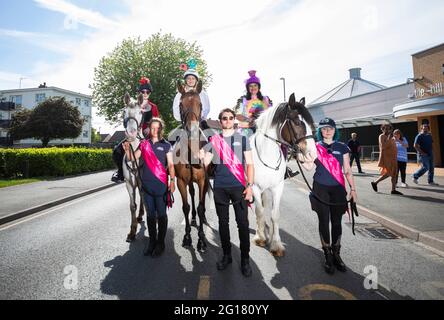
xmin=251 ymin=93 xmax=317 ymax=256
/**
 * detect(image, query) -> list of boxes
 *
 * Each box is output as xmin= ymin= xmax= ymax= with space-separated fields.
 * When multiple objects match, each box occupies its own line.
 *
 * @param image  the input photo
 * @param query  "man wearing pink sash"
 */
xmin=310 ymin=117 xmax=358 ymax=275
xmin=200 ymin=108 xmax=255 ymax=277
xmin=123 ymin=118 xmax=176 ymax=257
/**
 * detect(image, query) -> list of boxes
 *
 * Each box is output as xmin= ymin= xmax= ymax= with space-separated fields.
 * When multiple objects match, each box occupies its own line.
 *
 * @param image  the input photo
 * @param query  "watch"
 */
xmin=246 ymin=182 xmax=254 ymax=188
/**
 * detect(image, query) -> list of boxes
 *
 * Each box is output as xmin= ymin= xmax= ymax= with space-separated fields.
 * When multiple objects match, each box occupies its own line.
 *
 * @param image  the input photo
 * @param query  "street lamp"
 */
xmin=280 ymin=77 xmax=286 ymax=102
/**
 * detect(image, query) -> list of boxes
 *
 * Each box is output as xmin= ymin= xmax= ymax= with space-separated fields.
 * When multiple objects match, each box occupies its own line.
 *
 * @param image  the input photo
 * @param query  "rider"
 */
xmin=172 ymin=60 xmax=211 ymax=130
xmin=309 ymin=117 xmax=358 ymax=274
xmin=111 ymin=77 xmax=160 ymax=183
xmin=235 ymin=70 xmax=297 ymax=179
xmin=200 ymin=108 xmax=254 ymax=277
xmin=123 ymin=117 xmax=175 ymax=257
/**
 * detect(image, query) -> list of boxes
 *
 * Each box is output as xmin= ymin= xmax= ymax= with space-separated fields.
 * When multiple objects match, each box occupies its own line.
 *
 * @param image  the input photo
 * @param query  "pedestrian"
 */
xmin=412 ymin=122 xmax=439 ymax=186
xmin=112 ymin=77 xmax=159 ymax=182
xmin=393 ymin=129 xmax=409 ymax=188
xmin=371 ymin=123 xmax=403 ymax=195
xmin=123 ymin=117 xmax=175 ymax=257
xmin=200 ymin=108 xmax=254 ymax=277
xmin=172 ymin=59 xmax=211 ymax=129
xmin=309 ymin=117 xmax=358 ymax=274
xmin=347 ymin=132 xmax=364 ymax=173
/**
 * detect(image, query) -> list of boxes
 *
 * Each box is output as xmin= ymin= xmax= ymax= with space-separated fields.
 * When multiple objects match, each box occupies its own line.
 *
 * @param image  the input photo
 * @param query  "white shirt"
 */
xmin=172 ymin=89 xmax=210 ymax=122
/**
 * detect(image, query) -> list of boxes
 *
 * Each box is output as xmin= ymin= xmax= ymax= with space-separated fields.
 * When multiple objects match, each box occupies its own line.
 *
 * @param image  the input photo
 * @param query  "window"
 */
xmin=83 ymin=100 xmax=90 ymax=107
xmin=83 ymin=130 xmax=89 ymax=138
xmin=76 ymin=98 xmax=81 ymax=105
xmin=35 ymin=93 xmax=46 ymax=103
xmin=83 ymin=115 xmax=89 ymax=123
xmin=10 ymin=95 xmax=22 ymax=107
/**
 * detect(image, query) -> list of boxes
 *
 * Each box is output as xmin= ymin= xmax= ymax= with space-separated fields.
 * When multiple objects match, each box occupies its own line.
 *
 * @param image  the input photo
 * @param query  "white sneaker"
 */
xmin=400 ymin=183 xmax=408 ymax=188
xmin=412 ymin=177 xmax=418 ymax=184
xmin=428 ymin=182 xmax=439 ymax=186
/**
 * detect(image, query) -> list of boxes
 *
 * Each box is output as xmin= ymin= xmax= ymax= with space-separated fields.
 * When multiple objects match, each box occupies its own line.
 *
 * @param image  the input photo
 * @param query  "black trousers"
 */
xmin=309 ymin=181 xmax=347 ymax=246
xmin=112 ymin=140 xmax=125 ymax=171
xmin=397 ymin=161 xmax=407 ymax=183
xmin=349 ymin=152 xmax=362 ymax=172
xmin=213 ymin=187 xmax=250 ymax=259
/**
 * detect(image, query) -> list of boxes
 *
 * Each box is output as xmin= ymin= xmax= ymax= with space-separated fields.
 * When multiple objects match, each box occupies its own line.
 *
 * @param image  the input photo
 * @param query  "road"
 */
xmin=1 ymin=180 xmax=443 ymax=300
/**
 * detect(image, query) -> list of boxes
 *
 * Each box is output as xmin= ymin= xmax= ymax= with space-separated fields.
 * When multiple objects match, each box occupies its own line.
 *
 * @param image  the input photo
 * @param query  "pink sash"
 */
xmin=140 ymin=140 xmax=168 ymax=185
xmin=316 ymin=143 xmax=345 ymax=189
xmin=210 ymin=134 xmax=246 ymax=187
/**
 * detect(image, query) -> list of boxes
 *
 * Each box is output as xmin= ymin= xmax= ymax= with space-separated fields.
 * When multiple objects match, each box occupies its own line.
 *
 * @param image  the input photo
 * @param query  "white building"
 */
xmin=0 ymin=85 xmax=92 ymax=146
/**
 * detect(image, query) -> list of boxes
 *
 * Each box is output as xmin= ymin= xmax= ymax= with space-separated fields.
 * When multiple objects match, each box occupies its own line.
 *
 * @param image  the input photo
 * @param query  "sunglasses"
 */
xmin=141 ymin=90 xmax=150 ymax=94
xmin=221 ymin=116 xmax=234 ymax=121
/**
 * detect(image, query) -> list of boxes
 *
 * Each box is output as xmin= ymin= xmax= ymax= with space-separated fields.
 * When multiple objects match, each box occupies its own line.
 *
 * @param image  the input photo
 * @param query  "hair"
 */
xmin=381 ymin=123 xmax=393 ymax=131
xmin=316 ymin=127 xmax=339 ymax=142
xmin=393 ymin=129 xmax=404 ymax=139
xmin=351 ymin=132 xmax=357 ymax=137
xmin=218 ymin=108 xmax=236 ymax=121
xmin=148 ymin=117 xmax=165 ymax=139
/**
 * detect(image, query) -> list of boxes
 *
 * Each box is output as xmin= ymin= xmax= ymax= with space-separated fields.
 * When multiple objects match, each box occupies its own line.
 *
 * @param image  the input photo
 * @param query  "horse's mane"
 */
xmin=255 ymin=103 xmax=283 ymax=131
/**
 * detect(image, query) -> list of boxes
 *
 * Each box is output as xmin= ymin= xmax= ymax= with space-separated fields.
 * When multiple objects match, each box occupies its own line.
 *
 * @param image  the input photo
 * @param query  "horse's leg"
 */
xmin=125 ymin=179 xmax=138 ymax=242
xmin=252 ymin=186 xmax=267 ymax=247
xmin=269 ymin=182 xmax=285 ymax=257
xmin=196 ymin=178 xmax=207 ymax=252
xmin=178 ymin=178 xmax=192 ymax=247
xmin=189 ymin=182 xmax=198 ymax=227
xmin=136 ymin=177 xmax=144 ymax=223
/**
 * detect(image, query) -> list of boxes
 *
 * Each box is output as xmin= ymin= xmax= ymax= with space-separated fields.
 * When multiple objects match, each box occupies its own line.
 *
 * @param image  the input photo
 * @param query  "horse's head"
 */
xmin=177 ymin=80 xmax=202 ymax=131
xmin=123 ymin=92 xmax=143 ymax=142
xmin=273 ymin=93 xmax=317 ymax=164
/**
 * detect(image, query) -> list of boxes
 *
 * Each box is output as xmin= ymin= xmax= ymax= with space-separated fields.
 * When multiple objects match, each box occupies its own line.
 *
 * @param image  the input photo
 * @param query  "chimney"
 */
xmin=349 ymin=68 xmax=361 ymax=79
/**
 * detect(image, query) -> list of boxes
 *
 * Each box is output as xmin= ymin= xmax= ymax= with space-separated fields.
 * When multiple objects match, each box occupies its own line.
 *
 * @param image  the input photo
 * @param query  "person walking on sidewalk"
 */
xmin=371 ymin=123 xmax=403 ymax=195
xmin=412 ymin=122 xmax=439 ymax=186
xmin=309 ymin=117 xmax=358 ymax=274
xmin=393 ymin=129 xmax=409 ymax=188
xmin=347 ymin=133 xmax=364 ymax=174
xmin=200 ymin=108 xmax=254 ymax=277
xmin=123 ymin=118 xmax=175 ymax=257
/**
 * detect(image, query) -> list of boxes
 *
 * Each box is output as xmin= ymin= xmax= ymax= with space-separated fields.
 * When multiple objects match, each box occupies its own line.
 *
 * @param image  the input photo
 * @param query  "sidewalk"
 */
xmin=0 ymin=170 xmax=118 ymax=225
xmin=289 ymin=160 xmax=444 ymax=253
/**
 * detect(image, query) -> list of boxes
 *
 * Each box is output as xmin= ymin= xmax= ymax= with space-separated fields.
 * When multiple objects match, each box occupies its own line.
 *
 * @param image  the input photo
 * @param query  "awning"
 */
xmin=394 ymin=96 xmax=444 ymax=119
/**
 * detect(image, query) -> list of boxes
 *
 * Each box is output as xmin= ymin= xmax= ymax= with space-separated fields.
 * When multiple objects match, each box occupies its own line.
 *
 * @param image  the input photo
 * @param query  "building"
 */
xmin=0 ymin=101 xmax=15 ymax=146
xmin=308 ymin=68 xmax=417 ymax=161
xmin=394 ymin=43 xmax=444 ymax=167
xmin=0 ymin=85 xmax=92 ymax=146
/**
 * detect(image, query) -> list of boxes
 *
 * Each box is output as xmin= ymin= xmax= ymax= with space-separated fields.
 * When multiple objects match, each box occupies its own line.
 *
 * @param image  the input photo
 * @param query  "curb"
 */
xmin=0 ymin=182 xmax=120 ymax=226
xmin=290 ymin=178 xmax=444 ymax=253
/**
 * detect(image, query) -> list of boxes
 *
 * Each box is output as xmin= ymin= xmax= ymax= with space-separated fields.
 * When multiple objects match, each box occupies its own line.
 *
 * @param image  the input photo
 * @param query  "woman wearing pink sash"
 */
xmin=123 ymin=118 xmax=176 ymax=257
xmin=310 ymin=118 xmax=358 ymax=274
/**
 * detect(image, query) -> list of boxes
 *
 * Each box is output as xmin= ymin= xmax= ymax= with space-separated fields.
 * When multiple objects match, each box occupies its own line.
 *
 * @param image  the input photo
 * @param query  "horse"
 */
xmin=121 ymin=92 xmax=145 ymax=242
xmin=172 ymin=80 xmax=209 ymax=251
xmin=251 ymin=93 xmax=318 ymax=256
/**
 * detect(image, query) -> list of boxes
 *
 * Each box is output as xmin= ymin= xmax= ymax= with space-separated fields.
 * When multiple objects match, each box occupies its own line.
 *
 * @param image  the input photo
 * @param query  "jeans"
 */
xmin=413 ymin=154 xmax=435 ymax=183
xmin=397 ymin=161 xmax=407 ymax=184
xmin=349 ymin=152 xmax=362 ymax=172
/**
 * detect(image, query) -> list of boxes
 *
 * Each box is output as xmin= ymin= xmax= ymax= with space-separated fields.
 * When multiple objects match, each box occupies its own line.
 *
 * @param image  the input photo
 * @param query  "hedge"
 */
xmin=0 ymin=147 xmax=114 ymax=178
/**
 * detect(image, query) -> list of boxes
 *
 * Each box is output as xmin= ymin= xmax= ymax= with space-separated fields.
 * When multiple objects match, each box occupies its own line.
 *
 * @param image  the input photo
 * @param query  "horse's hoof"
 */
xmin=197 ymin=240 xmax=207 ymax=252
xmin=182 ymin=235 xmax=192 ymax=248
xmin=271 ymin=249 xmax=285 ymax=257
xmin=255 ymin=239 xmax=267 ymax=247
xmin=137 ymin=217 xmax=143 ymax=223
xmin=190 ymin=218 xmax=197 ymax=228
xmin=126 ymin=234 xmax=136 ymax=243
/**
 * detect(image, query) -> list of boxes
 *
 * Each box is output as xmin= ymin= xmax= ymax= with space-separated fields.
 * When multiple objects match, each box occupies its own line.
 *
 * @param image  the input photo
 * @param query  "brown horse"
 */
xmin=172 ymin=80 xmax=209 ymax=251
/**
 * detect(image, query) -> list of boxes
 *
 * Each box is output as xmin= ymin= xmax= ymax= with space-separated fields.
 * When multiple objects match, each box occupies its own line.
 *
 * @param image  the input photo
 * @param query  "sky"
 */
xmin=1 ymin=0 xmax=443 ymax=134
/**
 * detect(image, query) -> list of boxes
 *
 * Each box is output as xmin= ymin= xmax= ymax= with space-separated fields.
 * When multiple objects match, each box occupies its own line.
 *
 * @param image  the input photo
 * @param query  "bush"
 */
xmin=0 ymin=147 xmax=114 ymax=178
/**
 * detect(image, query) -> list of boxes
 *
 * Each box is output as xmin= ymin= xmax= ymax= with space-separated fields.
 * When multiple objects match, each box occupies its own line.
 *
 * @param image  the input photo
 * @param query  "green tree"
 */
xmin=91 ymin=128 xmax=102 ymax=143
xmin=92 ymin=32 xmax=211 ymax=133
xmin=10 ymin=97 xmax=84 ymax=147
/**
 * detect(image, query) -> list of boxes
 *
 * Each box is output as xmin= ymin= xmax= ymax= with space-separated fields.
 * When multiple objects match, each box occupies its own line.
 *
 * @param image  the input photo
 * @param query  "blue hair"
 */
xmin=316 ymin=127 xmax=339 ymax=142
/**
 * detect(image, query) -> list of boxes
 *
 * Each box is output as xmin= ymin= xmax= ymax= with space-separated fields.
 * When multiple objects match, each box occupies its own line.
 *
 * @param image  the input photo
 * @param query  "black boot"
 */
xmin=153 ymin=216 xmax=167 ymax=257
xmin=322 ymin=246 xmax=335 ymax=274
xmin=216 ymin=254 xmax=232 ymax=271
xmin=111 ymin=143 xmax=125 ymax=182
xmin=284 ymin=167 xmax=299 ymax=179
xmin=241 ymin=258 xmax=252 ymax=277
xmin=143 ymin=217 xmax=157 ymax=256
xmin=332 ymin=244 xmax=347 ymax=272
